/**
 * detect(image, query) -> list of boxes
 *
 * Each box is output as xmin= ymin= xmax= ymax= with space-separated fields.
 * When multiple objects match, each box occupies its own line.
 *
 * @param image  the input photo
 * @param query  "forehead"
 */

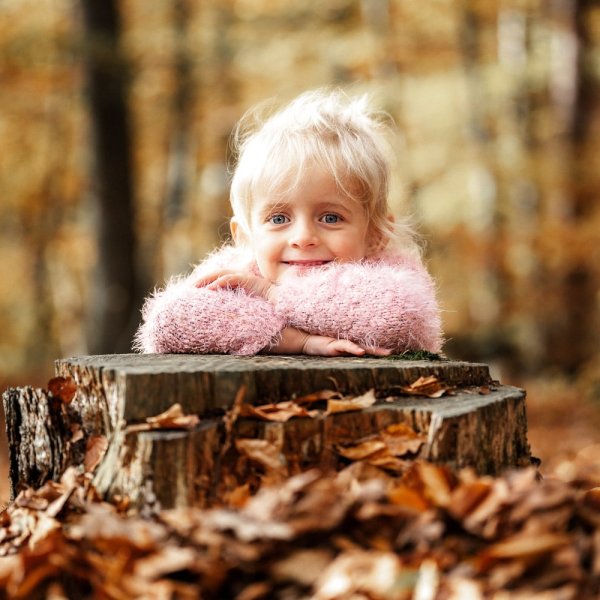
xmin=254 ymin=161 xmax=364 ymax=203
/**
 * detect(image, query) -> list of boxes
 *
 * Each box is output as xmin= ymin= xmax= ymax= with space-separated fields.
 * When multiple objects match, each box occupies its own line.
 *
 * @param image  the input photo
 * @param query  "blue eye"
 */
xmin=322 ymin=214 xmax=340 ymax=224
xmin=269 ymin=214 xmax=288 ymax=225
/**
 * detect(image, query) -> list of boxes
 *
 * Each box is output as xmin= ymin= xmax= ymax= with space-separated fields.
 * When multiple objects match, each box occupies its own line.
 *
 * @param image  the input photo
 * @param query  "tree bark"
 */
xmin=2 ymin=387 xmax=85 ymax=498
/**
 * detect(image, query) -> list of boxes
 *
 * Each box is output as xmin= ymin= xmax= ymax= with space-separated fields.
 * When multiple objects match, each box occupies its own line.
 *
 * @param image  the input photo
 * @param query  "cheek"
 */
xmin=253 ymin=238 xmax=275 ymax=260
xmin=339 ymin=232 xmax=368 ymax=257
xmin=251 ymin=238 xmax=281 ymax=276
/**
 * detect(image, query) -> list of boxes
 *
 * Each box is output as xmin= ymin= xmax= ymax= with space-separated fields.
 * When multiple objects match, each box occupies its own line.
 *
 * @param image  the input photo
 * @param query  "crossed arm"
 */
xmin=195 ymin=270 xmax=391 ymax=357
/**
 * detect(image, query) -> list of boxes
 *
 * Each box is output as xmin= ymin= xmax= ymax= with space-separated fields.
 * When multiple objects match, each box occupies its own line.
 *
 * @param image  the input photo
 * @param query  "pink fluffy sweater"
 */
xmin=134 ymin=245 xmax=443 ymax=355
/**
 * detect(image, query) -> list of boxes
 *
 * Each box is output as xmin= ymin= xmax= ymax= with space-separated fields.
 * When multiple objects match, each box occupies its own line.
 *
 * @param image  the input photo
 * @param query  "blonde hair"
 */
xmin=229 ymin=88 xmax=421 ymax=257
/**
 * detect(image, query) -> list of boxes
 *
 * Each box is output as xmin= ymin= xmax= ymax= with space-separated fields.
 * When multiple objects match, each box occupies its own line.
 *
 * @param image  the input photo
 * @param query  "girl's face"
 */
xmin=236 ymin=165 xmax=371 ymax=283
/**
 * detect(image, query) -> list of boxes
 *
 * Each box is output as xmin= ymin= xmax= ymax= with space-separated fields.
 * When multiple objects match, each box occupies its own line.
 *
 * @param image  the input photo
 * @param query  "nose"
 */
xmin=289 ymin=220 xmax=318 ymax=248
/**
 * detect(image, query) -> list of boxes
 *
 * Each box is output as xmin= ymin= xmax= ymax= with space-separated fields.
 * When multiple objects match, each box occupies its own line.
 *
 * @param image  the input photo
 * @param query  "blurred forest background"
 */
xmin=1 ymin=0 xmax=600 ymax=392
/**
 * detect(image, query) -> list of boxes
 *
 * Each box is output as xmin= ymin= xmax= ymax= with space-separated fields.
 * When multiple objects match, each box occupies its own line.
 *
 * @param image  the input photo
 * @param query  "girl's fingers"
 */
xmin=364 ymin=346 xmax=392 ymax=357
xmin=202 ymin=273 xmax=272 ymax=299
xmin=206 ymin=275 xmax=238 ymax=290
xmin=195 ymin=271 xmax=227 ymax=287
xmin=332 ymin=341 xmax=392 ymax=357
xmin=196 ymin=272 xmax=244 ymax=289
xmin=211 ymin=276 xmax=255 ymax=292
xmin=331 ymin=339 xmax=366 ymax=356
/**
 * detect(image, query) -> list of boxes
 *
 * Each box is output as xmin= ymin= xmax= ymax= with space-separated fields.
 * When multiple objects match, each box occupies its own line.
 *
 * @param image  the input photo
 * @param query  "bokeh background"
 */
xmin=1 ymin=0 xmax=600 ymax=498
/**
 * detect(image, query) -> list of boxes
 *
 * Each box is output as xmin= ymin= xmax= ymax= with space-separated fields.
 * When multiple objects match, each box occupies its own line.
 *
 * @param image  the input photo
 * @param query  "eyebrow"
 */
xmin=256 ymin=200 xmax=292 ymax=218
xmin=318 ymin=201 xmax=351 ymax=212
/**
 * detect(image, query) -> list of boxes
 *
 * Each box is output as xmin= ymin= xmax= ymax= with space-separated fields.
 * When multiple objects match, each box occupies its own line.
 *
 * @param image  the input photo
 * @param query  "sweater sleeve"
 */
xmin=273 ymin=256 xmax=443 ymax=353
xmin=133 ymin=247 xmax=285 ymax=355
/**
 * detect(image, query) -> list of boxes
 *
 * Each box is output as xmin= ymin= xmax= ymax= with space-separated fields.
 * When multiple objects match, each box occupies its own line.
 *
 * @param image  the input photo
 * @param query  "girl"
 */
xmin=134 ymin=89 xmax=443 ymax=356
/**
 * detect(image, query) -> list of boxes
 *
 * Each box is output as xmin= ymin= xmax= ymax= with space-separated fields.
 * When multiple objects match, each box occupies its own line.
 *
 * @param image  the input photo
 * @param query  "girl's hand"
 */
xmin=266 ymin=327 xmax=391 ymax=357
xmin=195 ymin=270 xmax=276 ymax=301
xmin=303 ymin=336 xmax=392 ymax=357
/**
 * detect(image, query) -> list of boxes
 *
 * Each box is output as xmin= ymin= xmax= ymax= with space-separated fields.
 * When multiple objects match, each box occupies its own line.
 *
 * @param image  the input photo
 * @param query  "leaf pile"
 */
xmin=1 ymin=460 xmax=600 ymax=598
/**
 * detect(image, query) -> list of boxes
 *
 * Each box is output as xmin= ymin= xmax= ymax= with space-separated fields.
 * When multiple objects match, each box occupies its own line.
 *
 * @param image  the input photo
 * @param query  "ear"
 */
xmin=230 ymin=217 xmax=247 ymax=246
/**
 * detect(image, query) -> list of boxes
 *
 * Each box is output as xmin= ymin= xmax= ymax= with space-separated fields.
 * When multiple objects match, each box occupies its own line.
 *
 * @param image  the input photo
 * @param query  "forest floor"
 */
xmin=517 ymin=373 xmax=600 ymax=488
xmin=0 ymin=370 xmax=600 ymax=598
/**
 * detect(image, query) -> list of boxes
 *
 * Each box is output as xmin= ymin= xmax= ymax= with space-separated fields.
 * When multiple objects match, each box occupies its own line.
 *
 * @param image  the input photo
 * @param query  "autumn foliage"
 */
xmin=0 ymin=381 xmax=599 ymax=599
xmin=1 ymin=458 xmax=599 ymax=598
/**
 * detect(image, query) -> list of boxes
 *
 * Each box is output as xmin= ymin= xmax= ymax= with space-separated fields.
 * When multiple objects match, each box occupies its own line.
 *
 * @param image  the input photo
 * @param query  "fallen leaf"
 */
xmin=70 ymin=504 xmax=166 ymax=550
xmin=15 ymin=493 xmax=49 ymax=512
xmin=365 ymin=454 xmax=412 ymax=473
xmin=479 ymin=532 xmax=572 ymax=567
xmin=443 ymin=577 xmax=483 ymax=599
xmin=239 ymin=401 xmax=318 ymax=422
xmin=387 ymin=485 xmax=430 ymax=512
xmin=235 ymin=439 xmax=287 ymax=473
xmin=448 ymin=480 xmax=492 ymax=520
xmin=336 ymin=440 xmax=388 ymax=461
xmin=271 ymin=548 xmax=334 ymax=586
xmin=27 ymin=513 xmax=60 ymax=548
xmin=336 ymin=423 xmax=425 ymax=474
xmin=585 ymin=485 xmax=600 ymax=503
xmin=9 ymin=534 xmax=66 ymax=598
xmin=408 ymin=462 xmax=455 ymax=508
xmin=380 ymin=423 xmax=427 ymax=456
xmin=398 ymin=376 xmax=449 ymax=398
xmin=47 ymin=376 xmax=77 ymax=404
xmin=45 ymin=487 xmax=77 ymax=519
xmin=235 ymin=582 xmax=272 ymax=600
xmin=127 ymin=403 xmax=200 ymax=433
xmin=147 ymin=403 xmax=200 ymax=429
xmin=224 ymin=484 xmax=252 ymax=509
xmin=293 ymin=390 xmax=343 ymax=405
xmin=133 ymin=546 xmax=197 ymax=579
xmin=314 ymin=550 xmax=403 ymax=599
xmin=413 ymin=559 xmax=440 ymax=600
xmin=326 ymin=389 xmax=376 ymax=414
xmin=0 ymin=555 xmax=21 ymax=586
xmin=84 ymin=436 xmax=108 ymax=473
xmin=204 ymin=508 xmax=293 ymax=542
xmin=462 ymin=478 xmax=511 ymax=537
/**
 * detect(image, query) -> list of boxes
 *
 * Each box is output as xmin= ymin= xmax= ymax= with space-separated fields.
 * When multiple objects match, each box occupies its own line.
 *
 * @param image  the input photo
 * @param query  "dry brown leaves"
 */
xmin=0 ymin=458 xmax=599 ymax=599
xmin=396 ymin=375 xmax=450 ymax=398
xmin=336 ymin=423 xmax=426 ymax=472
xmin=2 ymin=377 xmax=598 ymax=598
xmin=220 ymin=378 xmax=449 ymax=427
xmin=237 ymin=388 xmax=378 ymax=423
xmin=46 ymin=376 xmax=77 ymax=404
xmin=238 ymin=401 xmax=319 ymax=422
xmin=125 ymin=403 xmax=201 ymax=433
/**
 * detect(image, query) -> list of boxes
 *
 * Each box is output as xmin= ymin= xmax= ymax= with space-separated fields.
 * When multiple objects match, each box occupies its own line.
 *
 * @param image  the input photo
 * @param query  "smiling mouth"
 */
xmin=283 ymin=260 xmax=332 ymax=267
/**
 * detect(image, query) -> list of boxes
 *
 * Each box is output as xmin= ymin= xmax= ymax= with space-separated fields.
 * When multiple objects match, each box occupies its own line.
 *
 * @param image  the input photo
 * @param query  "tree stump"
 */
xmin=3 ymin=354 xmax=531 ymax=511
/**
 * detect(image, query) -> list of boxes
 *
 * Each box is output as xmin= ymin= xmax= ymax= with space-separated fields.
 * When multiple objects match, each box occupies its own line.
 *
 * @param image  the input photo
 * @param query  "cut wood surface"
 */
xmin=4 ymin=354 xmax=531 ymax=509
xmin=54 ymin=354 xmax=493 ymax=425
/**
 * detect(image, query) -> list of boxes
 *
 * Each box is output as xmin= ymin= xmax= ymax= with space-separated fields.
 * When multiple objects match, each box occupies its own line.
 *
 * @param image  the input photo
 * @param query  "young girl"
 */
xmin=134 ymin=89 xmax=443 ymax=357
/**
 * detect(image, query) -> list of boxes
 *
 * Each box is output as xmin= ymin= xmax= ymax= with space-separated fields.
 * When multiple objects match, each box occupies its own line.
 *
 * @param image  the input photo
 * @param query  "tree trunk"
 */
xmin=80 ymin=0 xmax=143 ymax=354
xmin=541 ymin=0 xmax=599 ymax=373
